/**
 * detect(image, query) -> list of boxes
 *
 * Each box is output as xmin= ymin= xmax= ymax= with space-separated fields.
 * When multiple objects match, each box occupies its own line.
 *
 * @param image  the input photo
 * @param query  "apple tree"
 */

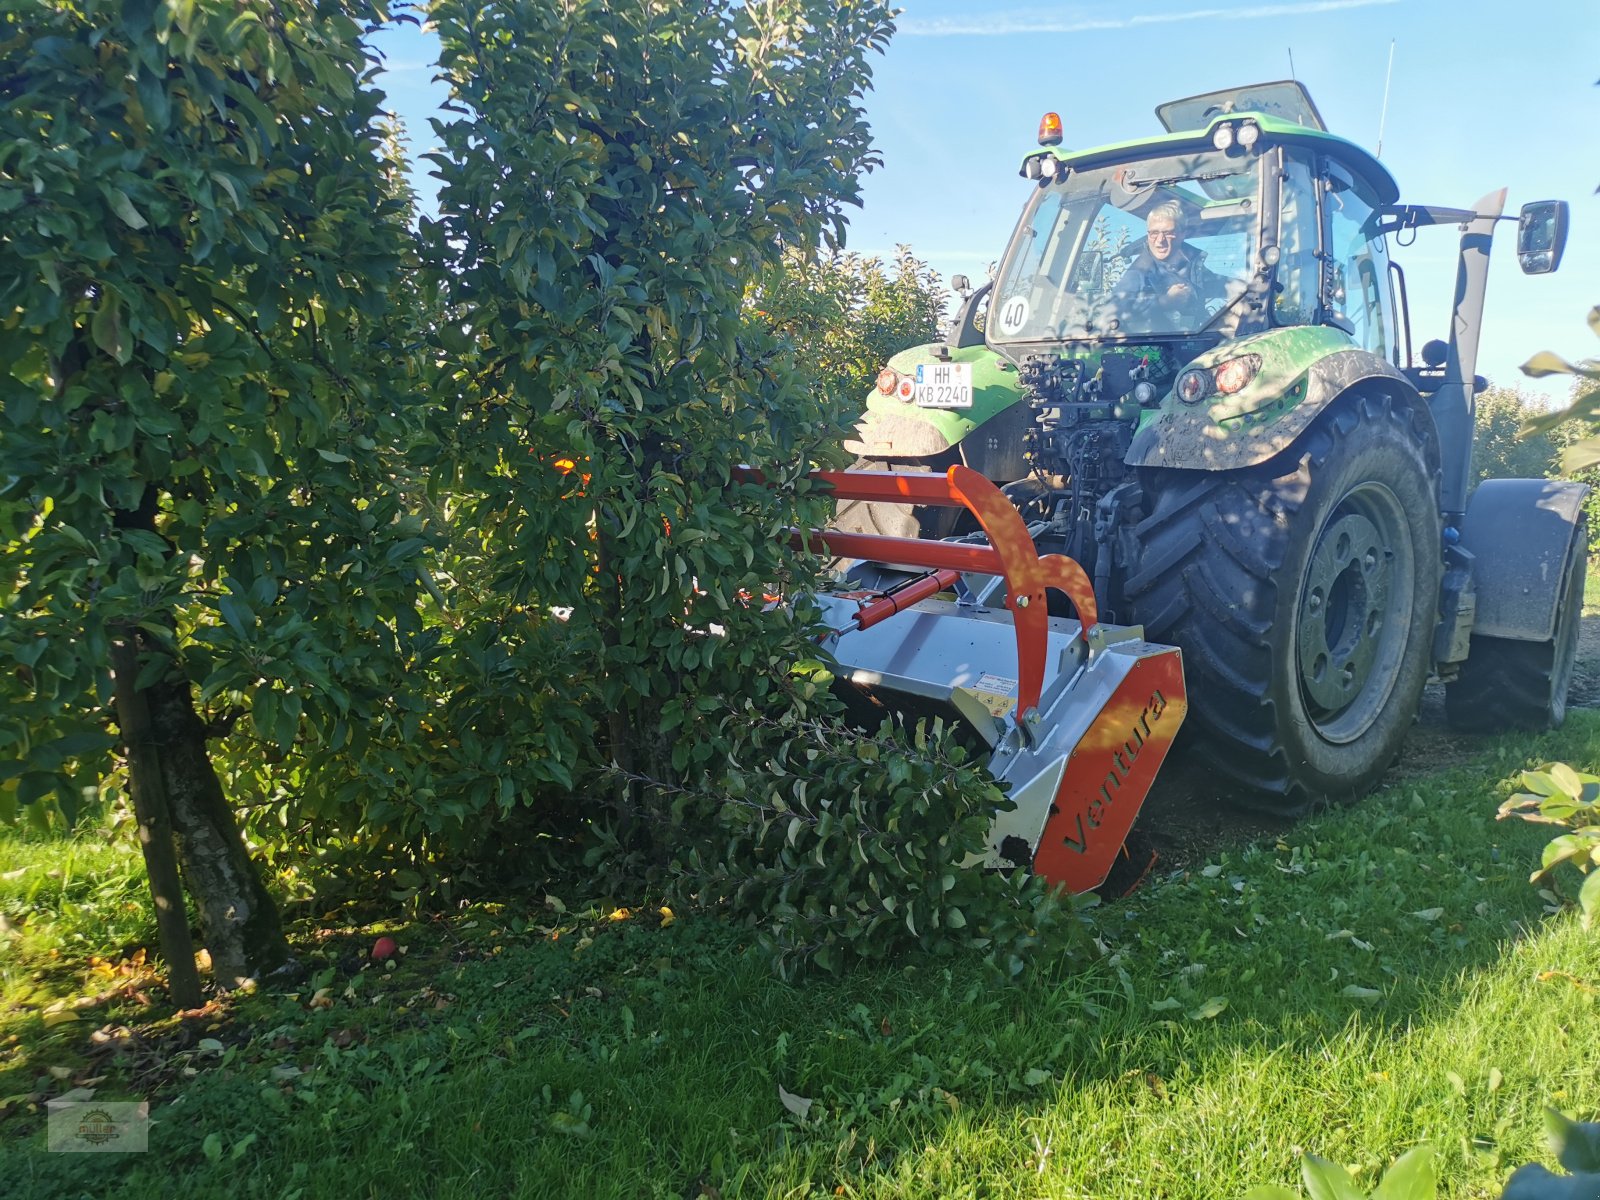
xmin=0 ymin=0 xmax=429 ymax=987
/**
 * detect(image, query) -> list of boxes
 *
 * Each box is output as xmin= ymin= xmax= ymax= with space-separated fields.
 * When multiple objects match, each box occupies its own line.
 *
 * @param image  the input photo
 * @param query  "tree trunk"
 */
xmin=124 ymin=630 xmax=292 ymax=987
xmin=109 ymin=637 xmax=204 ymax=1010
xmin=104 ymin=483 xmax=292 ymax=987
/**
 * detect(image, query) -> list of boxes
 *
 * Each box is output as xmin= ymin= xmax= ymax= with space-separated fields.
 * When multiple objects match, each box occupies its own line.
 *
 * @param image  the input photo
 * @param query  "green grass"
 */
xmin=3 ymin=719 xmax=1599 ymax=1199
xmin=0 ymin=823 xmax=156 ymax=1010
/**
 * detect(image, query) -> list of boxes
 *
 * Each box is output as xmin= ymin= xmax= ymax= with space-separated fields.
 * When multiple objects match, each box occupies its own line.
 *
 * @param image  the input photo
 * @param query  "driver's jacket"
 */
xmin=1112 ymin=243 xmax=1225 ymax=322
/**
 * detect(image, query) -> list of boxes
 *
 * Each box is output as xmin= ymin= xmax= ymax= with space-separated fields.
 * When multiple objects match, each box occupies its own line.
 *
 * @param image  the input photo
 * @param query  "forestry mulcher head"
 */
xmin=800 ymin=465 xmax=1188 ymax=893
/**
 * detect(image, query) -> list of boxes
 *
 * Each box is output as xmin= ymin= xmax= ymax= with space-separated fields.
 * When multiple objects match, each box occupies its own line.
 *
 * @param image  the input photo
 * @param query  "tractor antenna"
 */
xmin=1376 ymin=39 xmax=1396 ymax=157
xmin=1287 ymin=47 xmax=1296 ymax=81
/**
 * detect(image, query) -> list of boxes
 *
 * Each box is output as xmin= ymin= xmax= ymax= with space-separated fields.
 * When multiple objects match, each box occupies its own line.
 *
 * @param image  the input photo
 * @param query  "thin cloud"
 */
xmin=900 ymin=0 xmax=1401 ymax=37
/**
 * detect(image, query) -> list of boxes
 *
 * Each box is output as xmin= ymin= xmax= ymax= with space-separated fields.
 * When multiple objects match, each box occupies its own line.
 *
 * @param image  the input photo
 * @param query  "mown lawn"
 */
xmin=3 ymin=715 xmax=1598 ymax=1199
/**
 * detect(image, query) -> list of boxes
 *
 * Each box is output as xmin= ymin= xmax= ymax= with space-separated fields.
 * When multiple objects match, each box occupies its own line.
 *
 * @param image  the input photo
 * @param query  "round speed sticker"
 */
xmin=997 ymin=295 xmax=1030 ymax=335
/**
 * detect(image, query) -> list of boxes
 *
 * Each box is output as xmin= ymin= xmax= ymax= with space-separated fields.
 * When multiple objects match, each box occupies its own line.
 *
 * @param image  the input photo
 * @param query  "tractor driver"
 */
xmin=1112 ymin=201 xmax=1225 ymax=329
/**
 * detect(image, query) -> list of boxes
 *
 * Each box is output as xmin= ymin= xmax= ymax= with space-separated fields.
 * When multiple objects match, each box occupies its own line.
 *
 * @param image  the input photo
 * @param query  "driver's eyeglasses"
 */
xmin=1147 ymin=229 xmax=1176 ymax=241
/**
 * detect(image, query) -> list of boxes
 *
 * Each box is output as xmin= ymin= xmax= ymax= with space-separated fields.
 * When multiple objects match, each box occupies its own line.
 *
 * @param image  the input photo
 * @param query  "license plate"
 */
xmin=914 ymin=362 xmax=973 ymax=408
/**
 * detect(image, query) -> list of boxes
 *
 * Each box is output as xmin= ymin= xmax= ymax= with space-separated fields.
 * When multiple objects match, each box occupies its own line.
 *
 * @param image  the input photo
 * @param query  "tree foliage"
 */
xmin=752 ymin=245 xmax=947 ymax=408
xmin=1522 ymin=307 xmax=1600 ymax=471
xmin=1472 ymin=387 xmax=1563 ymax=488
xmin=414 ymin=0 xmax=1070 ymax=972
xmin=2 ymin=0 xmax=1074 ymax=983
xmin=1499 ymin=763 xmax=1600 ymax=930
xmin=1470 ymin=384 xmax=1600 ymax=555
xmin=0 ymin=0 xmax=429 ymax=979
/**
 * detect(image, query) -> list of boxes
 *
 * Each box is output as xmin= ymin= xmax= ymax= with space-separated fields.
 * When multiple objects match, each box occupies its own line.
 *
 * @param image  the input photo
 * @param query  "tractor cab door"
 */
xmin=1275 ymin=151 xmax=1398 ymax=360
xmin=1319 ymin=158 xmax=1397 ymax=362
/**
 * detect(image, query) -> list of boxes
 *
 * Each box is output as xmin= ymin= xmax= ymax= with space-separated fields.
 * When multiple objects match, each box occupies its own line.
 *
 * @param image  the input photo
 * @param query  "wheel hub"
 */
xmin=1296 ymin=496 xmax=1408 ymax=740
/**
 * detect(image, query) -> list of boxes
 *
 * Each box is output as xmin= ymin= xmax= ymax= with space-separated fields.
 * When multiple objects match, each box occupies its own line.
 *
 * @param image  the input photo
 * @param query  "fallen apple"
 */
xmin=371 ymin=936 xmax=398 ymax=962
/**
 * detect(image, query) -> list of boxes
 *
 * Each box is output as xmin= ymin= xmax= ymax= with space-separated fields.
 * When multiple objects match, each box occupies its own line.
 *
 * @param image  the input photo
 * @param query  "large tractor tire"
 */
xmin=1444 ymin=517 xmax=1586 ymax=732
xmin=1125 ymin=395 xmax=1441 ymax=814
xmin=830 ymin=454 xmax=962 ymax=543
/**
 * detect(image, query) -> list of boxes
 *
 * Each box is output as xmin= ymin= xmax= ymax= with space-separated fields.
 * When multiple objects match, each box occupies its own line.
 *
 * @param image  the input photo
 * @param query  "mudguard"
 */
xmin=1459 ymin=478 xmax=1591 ymax=642
xmin=1126 ymin=334 xmax=1423 ymax=472
xmin=843 ymin=344 xmax=1023 ymax=460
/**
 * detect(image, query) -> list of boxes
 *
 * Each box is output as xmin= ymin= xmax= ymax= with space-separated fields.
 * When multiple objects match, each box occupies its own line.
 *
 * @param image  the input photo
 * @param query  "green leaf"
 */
xmin=1522 ymin=771 xmax=1561 ymax=797
xmin=202 ymin=1131 xmax=223 ymax=1163
xmin=1372 ymin=1145 xmax=1436 ymax=1200
xmin=548 ymin=1110 xmax=592 ymax=1138
xmin=1522 ymin=350 xmax=1578 ymax=378
xmin=210 ymin=171 xmax=241 ymax=208
xmin=107 ymin=188 xmax=149 ymax=230
xmin=1562 ymin=437 xmax=1600 ymax=475
xmin=1242 ymin=1189 xmax=1302 ymax=1200
xmin=1579 ymin=869 xmax=1600 ymax=930
xmin=91 ymin=297 xmax=129 ymax=364
xmin=1187 ymin=996 xmax=1228 ymax=1021
xmin=1549 ymin=762 xmax=1586 ymax=798
xmin=1540 ymin=834 xmax=1591 ymax=875
xmin=1546 ymin=1108 xmax=1600 ymax=1174
xmin=1300 ymin=1156 xmax=1365 ymax=1200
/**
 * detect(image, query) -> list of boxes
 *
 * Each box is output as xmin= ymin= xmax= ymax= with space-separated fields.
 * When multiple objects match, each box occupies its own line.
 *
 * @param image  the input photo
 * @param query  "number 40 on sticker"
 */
xmin=998 ymin=296 xmax=1030 ymax=335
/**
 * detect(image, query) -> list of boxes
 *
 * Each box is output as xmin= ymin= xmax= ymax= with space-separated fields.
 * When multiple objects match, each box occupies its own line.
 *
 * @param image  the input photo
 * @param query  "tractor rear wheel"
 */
xmin=1125 ymin=395 xmax=1440 ymax=814
xmin=1444 ymin=518 xmax=1586 ymax=732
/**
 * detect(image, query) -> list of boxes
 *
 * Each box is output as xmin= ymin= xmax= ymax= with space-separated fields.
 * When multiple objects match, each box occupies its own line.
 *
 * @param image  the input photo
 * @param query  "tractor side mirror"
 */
xmin=951 ymin=274 xmax=971 ymax=297
xmin=1516 ymin=200 xmax=1568 ymax=275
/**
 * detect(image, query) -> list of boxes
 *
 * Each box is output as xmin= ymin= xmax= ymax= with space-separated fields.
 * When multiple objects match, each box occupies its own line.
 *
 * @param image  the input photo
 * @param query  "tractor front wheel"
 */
xmin=1126 ymin=395 xmax=1441 ymax=814
xmin=830 ymin=455 xmax=962 ymax=543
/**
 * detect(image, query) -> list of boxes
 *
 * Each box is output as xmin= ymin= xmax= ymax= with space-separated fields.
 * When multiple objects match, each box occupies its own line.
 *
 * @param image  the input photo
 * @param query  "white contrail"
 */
xmin=900 ymin=0 xmax=1401 ymax=37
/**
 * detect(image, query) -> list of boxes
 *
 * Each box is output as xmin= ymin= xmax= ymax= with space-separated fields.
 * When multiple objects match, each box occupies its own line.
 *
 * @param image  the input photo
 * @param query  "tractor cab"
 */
xmin=990 ymin=90 xmax=1401 ymax=367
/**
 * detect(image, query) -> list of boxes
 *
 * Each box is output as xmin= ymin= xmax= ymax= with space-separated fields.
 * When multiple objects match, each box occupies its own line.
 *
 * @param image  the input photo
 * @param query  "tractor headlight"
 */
xmin=1213 ymin=354 xmax=1262 ymax=396
xmin=1237 ymin=120 xmax=1261 ymax=149
xmin=1024 ymin=156 xmax=1043 ymax=180
xmin=1040 ymin=157 xmax=1061 ymax=180
xmin=1211 ymin=123 xmax=1235 ymax=151
xmin=1176 ymin=367 xmax=1213 ymax=405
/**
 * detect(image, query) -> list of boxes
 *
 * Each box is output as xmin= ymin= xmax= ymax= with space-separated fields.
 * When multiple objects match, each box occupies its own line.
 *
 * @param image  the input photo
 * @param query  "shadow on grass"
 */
xmin=3 ymin=716 xmax=1599 ymax=1199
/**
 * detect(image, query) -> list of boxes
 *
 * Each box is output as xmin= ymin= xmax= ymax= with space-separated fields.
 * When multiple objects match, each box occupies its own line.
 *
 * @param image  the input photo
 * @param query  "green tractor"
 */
xmin=839 ymin=81 xmax=1583 ymax=814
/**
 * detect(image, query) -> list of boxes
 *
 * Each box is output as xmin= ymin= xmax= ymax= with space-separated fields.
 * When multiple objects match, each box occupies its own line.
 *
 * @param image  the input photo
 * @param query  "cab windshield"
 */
xmin=990 ymin=148 xmax=1264 ymax=342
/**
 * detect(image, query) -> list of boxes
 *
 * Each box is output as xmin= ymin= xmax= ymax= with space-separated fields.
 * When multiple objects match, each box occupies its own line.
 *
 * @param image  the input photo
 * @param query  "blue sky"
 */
xmin=372 ymin=0 xmax=1598 ymax=401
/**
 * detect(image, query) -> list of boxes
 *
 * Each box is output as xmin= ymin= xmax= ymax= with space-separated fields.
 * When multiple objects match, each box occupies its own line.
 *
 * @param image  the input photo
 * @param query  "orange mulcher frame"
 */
xmin=738 ymin=464 xmax=1187 ymax=892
